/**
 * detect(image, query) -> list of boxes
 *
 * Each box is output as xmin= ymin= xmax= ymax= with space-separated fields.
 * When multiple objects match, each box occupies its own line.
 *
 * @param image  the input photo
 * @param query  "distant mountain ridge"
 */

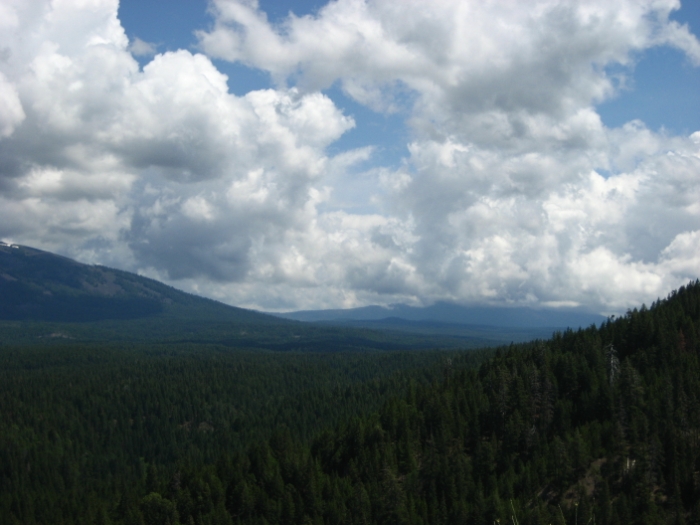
xmin=0 ymin=242 xmax=605 ymax=349
xmin=276 ymin=300 xmax=606 ymax=329
xmin=0 ymin=243 xmax=497 ymax=350
xmin=0 ymin=242 xmax=280 ymax=324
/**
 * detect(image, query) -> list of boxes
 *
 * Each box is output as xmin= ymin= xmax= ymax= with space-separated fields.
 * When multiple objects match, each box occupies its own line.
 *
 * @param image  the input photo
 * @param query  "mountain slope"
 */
xmin=0 ymin=242 xmax=280 ymax=324
xmin=0 ymin=243 xmax=486 ymax=350
xmin=277 ymin=300 xmax=606 ymax=329
xmin=168 ymin=280 xmax=700 ymax=525
xmin=0 ymin=242 xmax=606 ymax=350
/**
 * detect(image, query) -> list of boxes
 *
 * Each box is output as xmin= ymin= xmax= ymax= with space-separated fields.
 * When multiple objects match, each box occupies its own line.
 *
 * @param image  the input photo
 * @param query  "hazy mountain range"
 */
xmin=277 ymin=302 xmax=606 ymax=328
xmin=1 ymin=242 xmax=605 ymax=348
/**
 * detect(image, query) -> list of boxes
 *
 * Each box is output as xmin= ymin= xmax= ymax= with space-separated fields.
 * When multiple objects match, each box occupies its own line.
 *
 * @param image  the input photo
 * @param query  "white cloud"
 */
xmin=0 ymin=0 xmax=354 ymax=284
xmin=380 ymin=125 xmax=700 ymax=311
xmin=194 ymin=0 xmax=700 ymax=311
xmin=128 ymin=36 xmax=157 ymax=57
xmin=0 ymin=0 xmax=698 ymax=314
xmin=199 ymin=0 xmax=700 ymax=119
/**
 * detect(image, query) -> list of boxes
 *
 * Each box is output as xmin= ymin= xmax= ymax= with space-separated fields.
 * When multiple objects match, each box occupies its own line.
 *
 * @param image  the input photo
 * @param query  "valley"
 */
xmin=1 ymin=244 xmax=699 ymax=524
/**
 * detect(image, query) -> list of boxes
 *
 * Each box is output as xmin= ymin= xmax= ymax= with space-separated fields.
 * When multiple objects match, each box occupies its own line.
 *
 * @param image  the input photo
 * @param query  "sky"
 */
xmin=0 ymin=0 xmax=699 ymax=314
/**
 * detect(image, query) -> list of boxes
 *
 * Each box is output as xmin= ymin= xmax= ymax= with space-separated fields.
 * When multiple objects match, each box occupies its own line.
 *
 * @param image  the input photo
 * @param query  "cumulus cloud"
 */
xmin=0 ymin=0 xmax=356 ymax=286
xmin=0 ymin=0 xmax=698 ymax=313
xmin=193 ymin=0 xmax=700 ymax=312
xmin=128 ymin=36 xmax=157 ymax=57
xmin=200 ymin=0 xmax=700 ymax=117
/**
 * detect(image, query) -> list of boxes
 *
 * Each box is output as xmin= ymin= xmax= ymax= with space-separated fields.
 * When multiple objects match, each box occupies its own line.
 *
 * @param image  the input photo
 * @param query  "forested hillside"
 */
xmin=1 ymin=281 xmax=699 ymax=524
xmin=137 ymin=281 xmax=698 ymax=525
xmin=134 ymin=281 xmax=700 ymax=525
xmin=0 ymin=345 xmax=488 ymax=524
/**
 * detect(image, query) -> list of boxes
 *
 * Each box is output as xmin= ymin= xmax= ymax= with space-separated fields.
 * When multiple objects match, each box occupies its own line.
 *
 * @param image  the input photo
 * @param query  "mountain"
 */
xmin=3 ymin=280 xmax=695 ymax=524
xmin=0 ymin=242 xmax=604 ymax=349
xmin=2 ymin=244 xmax=698 ymax=523
xmin=0 ymin=242 xmax=280 ymax=324
xmin=276 ymin=300 xmax=607 ymax=329
xmin=220 ymin=280 xmax=700 ymax=525
xmin=0 ymin=243 xmax=484 ymax=350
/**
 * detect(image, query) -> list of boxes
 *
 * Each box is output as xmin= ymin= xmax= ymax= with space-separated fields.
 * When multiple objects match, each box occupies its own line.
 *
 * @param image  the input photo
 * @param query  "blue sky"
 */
xmin=0 ymin=0 xmax=699 ymax=313
xmin=119 ymin=0 xmax=699 ymax=137
xmin=119 ymin=0 xmax=412 ymax=168
xmin=116 ymin=0 xmax=700 ymax=176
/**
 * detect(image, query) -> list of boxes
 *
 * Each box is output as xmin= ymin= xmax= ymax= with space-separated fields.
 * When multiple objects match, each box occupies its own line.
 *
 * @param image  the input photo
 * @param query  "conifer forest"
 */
xmin=1 ymin=281 xmax=700 ymax=524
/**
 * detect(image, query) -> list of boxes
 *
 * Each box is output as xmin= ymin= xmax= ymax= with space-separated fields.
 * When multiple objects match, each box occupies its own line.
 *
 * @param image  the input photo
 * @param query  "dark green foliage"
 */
xmin=1 ymin=280 xmax=700 ymax=523
xmin=0 ymin=343 xmax=487 ymax=524
xmin=174 ymin=280 xmax=699 ymax=525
